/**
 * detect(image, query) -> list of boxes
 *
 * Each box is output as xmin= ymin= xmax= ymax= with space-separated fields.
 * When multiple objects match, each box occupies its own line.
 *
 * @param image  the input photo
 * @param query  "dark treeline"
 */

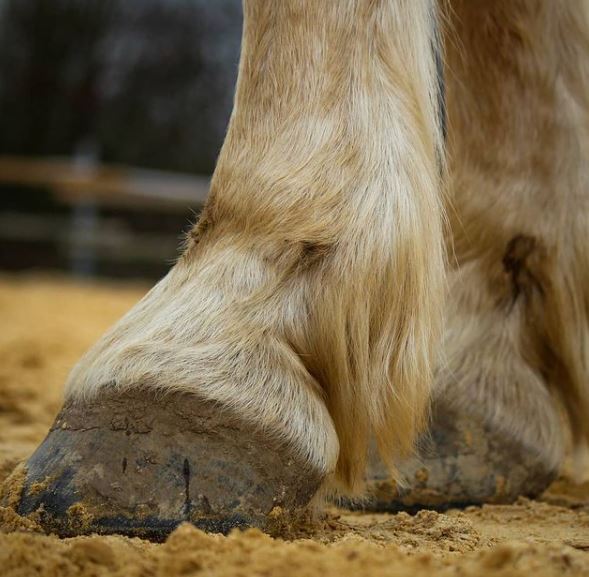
xmin=0 ymin=0 xmax=242 ymax=174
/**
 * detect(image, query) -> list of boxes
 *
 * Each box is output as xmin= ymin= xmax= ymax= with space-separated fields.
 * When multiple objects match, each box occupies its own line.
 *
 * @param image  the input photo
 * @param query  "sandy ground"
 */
xmin=0 ymin=275 xmax=588 ymax=577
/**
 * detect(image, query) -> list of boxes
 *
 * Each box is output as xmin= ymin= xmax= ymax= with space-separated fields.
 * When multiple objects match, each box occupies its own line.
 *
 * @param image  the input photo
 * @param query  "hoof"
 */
xmin=361 ymin=403 xmax=557 ymax=512
xmin=14 ymin=390 xmax=323 ymax=539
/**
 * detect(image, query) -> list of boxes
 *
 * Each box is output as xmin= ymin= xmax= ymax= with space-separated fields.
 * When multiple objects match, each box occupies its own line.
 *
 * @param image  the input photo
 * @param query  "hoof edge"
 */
xmin=14 ymin=390 xmax=323 ymax=539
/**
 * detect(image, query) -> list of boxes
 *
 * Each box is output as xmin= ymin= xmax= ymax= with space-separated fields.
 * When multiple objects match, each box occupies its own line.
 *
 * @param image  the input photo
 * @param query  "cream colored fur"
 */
xmin=65 ymin=0 xmax=589 ymax=494
xmin=66 ymin=0 xmax=445 ymax=491
xmin=440 ymin=0 xmax=589 ymax=470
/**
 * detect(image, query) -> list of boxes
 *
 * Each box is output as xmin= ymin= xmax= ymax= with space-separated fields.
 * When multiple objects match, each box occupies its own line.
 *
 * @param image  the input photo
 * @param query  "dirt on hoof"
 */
xmin=17 ymin=389 xmax=322 ymax=539
xmin=1 ymin=275 xmax=588 ymax=576
xmin=361 ymin=402 xmax=557 ymax=511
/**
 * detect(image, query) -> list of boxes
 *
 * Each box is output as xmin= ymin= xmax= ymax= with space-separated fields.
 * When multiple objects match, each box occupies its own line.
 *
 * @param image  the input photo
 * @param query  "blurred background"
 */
xmin=0 ymin=0 xmax=243 ymax=280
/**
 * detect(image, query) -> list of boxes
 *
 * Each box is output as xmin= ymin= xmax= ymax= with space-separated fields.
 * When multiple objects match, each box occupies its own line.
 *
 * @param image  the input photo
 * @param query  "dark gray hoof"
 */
xmin=361 ymin=403 xmax=557 ymax=512
xmin=14 ymin=390 xmax=322 ymax=540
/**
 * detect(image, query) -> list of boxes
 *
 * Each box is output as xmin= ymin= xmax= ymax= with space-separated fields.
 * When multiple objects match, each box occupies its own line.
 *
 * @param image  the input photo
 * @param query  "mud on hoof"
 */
xmin=14 ymin=390 xmax=323 ymax=540
xmin=360 ymin=403 xmax=557 ymax=513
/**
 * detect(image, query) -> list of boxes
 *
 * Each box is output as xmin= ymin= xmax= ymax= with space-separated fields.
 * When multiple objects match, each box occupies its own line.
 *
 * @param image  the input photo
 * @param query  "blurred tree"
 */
xmin=0 ymin=0 xmax=241 ymax=174
xmin=0 ymin=0 xmax=116 ymax=156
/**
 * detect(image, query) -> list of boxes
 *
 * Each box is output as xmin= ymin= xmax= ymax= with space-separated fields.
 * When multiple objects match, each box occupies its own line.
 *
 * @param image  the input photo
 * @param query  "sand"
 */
xmin=0 ymin=275 xmax=588 ymax=576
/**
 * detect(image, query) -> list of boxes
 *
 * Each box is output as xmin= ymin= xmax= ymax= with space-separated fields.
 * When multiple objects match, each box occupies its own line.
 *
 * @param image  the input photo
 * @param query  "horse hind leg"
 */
xmin=363 ymin=0 xmax=589 ymax=509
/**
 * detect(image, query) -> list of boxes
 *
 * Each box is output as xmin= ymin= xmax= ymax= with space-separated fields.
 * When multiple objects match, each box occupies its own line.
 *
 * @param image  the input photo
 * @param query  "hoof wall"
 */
xmin=361 ymin=404 xmax=557 ymax=512
xmin=14 ymin=390 xmax=322 ymax=539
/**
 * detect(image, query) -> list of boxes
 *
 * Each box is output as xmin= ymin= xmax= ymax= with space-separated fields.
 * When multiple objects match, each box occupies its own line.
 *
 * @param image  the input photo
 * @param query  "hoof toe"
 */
xmin=14 ymin=390 xmax=322 ymax=539
xmin=362 ymin=403 xmax=557 ymax=512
